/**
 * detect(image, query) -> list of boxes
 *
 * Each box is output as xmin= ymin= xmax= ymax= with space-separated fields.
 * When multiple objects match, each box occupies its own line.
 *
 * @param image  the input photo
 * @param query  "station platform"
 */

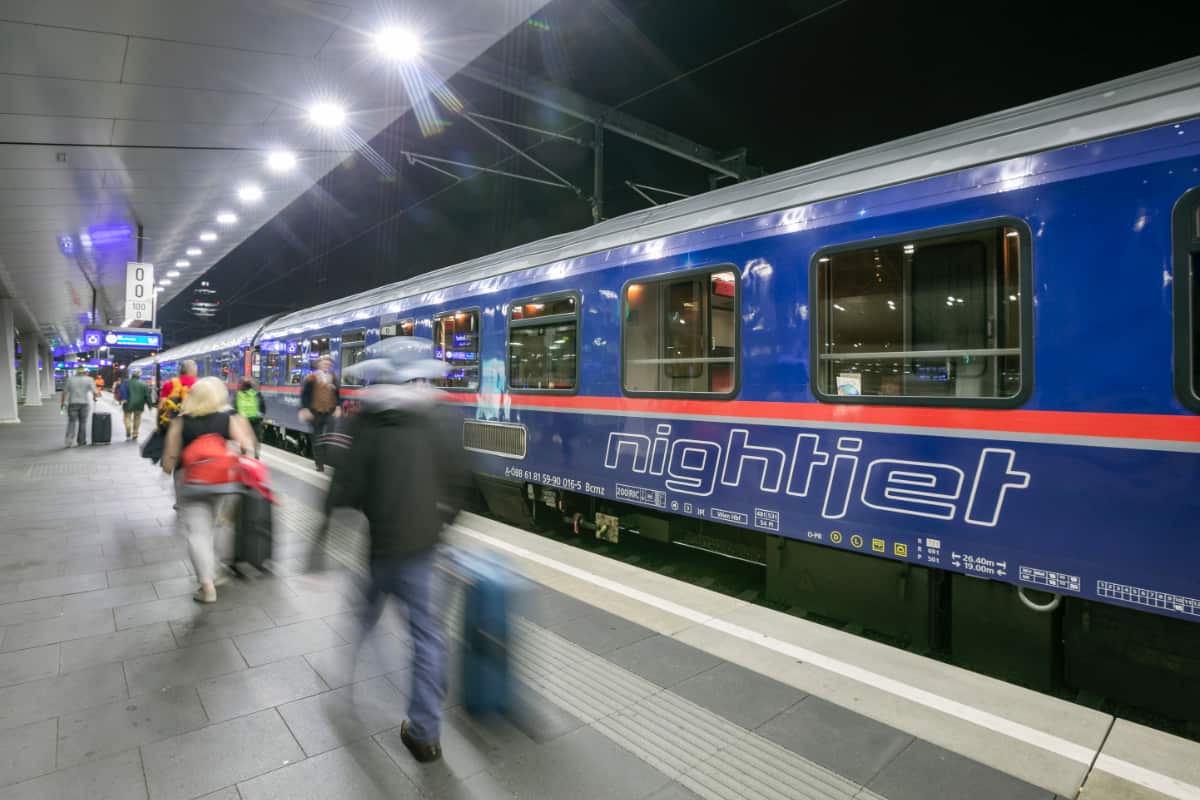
xmin=0 ymin=398 xmax=1198 ymax=800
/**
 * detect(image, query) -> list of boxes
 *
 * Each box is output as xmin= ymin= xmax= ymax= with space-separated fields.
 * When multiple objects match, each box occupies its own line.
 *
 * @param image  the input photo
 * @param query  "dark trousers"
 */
xmin=309 ymin=411 xmax=332 ymax=468
xmin=247 ymin=417 xmax=263 ymax=458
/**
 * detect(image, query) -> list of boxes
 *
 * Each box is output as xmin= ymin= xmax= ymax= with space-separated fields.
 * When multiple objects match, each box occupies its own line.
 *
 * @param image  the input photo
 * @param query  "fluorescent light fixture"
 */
xmin=199 ymin=231 xmax=217 ymax=242
xmin=166 ymin=270 xmax=180 ymax=278
xmin=1005 ymin=230 xmax=1020 ymax=237
xmin=121 ymin=318 xmax=132 ymax=327
xmin=307 ymin=101 xmax=346 ymax=129
xmin=237 ymin=184 xmax=264 ymax=204
xmin=266 ymin=150 xmax=296 ymax=173
xmin=155 ymin=287 xmax=165 ymax=293
xmin=159 ymin=279 xmax=172 ymax=286
xmin=374 ymin=26 xmax=422 ymax=61
xmin=186 ymin=248 xmax=202 ymax=256
xmin=175 ymin=259 xmax=190 ymax=268
xmin=216 ymin=211 xmax=238 ymax=225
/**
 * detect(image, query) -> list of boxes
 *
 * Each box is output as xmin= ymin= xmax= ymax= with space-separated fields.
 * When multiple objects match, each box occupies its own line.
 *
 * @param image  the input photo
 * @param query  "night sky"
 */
xmin=158 ymin=0 xmax=1200 ymax=343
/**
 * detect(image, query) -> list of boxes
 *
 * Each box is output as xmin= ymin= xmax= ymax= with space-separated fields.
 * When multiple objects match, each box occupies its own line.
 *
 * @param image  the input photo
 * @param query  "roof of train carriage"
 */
xmin=252 ymin=54 xmax=1200 ymax=339
xmin=130 ymin=316 xmax=277 ymax=370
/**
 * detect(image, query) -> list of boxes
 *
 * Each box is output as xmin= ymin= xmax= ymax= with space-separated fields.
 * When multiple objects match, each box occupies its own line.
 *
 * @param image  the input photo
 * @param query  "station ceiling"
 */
xmin=0 ymin=0 xmax=546 ymax=348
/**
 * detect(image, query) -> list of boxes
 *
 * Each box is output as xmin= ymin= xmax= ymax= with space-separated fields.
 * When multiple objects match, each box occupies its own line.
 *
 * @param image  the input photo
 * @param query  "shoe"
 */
xmin=399 ymin=721 xmax=442 ymax=763
xmin=193 ymin=587 xmax=217 ymax=604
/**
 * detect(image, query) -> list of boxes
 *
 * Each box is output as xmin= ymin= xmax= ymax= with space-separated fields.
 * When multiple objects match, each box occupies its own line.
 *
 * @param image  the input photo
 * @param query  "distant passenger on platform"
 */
xmin=299 ymin=356 xmax=340 ymax=472
xmin=326 ymin=338 xmax=466 ymax=763
xmin=236 ymin=378 xmax=266 ymax=458
xmin=161 ymin=377 xmax=257 ymax=604
xmin=60 ymin=367 xmax=97 ymax=448
xmin=122 ymin=369 xmax=154 ymax=441
xmin=158 ymin=359 xmax=198 ymax=430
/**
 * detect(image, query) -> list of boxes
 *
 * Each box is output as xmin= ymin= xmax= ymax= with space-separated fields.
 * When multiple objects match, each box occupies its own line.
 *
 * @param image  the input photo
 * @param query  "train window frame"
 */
xmin=1172 ymin=187 xmax=1200 ymax=412
xmin=619 ymin=264 xmax=741 ymax=399
xmin=432 ymin=307 xmax=482 ymax=392
xmin=506 ymin=290 xmax=582 ymax=395
xmin=809 ymin=217 xmax=1034 ymax=408
xmin=340 ymin=328 xmax=368 ymax=387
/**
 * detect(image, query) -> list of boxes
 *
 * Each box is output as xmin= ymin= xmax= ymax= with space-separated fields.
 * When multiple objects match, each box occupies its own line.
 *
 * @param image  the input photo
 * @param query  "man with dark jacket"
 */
xmin=121 ymin=369 xmax=154 ymax=441
xmin=299 ymin=356 xmax=340 ymax=472
xmin=326 ymin=340 xmax=465 ymax=764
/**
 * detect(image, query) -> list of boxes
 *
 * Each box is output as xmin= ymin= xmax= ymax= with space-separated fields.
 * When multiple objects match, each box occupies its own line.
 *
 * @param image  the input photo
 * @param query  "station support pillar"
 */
xmin=0 ymin=301 xmax=19 ymax=423
xmin=22 ymin=341 xmax=41 ymax=406
xmin=40 ymin=343 xmax=53 ymax=399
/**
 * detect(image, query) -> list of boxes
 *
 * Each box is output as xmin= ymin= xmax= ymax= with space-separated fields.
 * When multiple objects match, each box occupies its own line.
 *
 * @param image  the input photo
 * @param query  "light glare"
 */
xmin=186 ymin=248 xmax=202 ymax=256
xmin=266 ymin=150 xmax=297 ymax=172
xmin=374 ymin=26 xmax=421 ymax=61
xmin=216 ymin=211 xmax=238 ymax=225
xmin=199 ymin=231 xmax=217 ymax=242
xmin=174 ymin=260 xmax=190 ymax=268
xmin=237 ymin=184 xmax=264 ymax=204
xmin=308 ymin=101 xmax=347 ymax=129
xmin=166 ymin=270 xmax=180 ymax=278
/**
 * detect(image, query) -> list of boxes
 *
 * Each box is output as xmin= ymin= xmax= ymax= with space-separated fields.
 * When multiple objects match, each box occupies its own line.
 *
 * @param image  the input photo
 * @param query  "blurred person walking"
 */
xmin=300 ymin=356 xmax=340 ymax=472
xmin=235 ymin=378 xmax=266 ymax=458
xmin=122 ymin=369 xmax=154 ymax=441
xmin=59 ymin=367 xmax=97 ymax=447
xmin=326 ymin=338 xmax=465 ymax=763
xmin=157 ymin=359 xmax=198 ymax=430
xmin=161 ymin=377 xmax=257 ymax=604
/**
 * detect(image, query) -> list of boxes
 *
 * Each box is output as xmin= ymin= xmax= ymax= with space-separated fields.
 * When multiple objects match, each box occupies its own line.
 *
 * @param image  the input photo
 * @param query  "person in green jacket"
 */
xmin=122 ymin=369 xmax=154 ymax=442
xmin=236 ymin=378 xmax=266 ymax=458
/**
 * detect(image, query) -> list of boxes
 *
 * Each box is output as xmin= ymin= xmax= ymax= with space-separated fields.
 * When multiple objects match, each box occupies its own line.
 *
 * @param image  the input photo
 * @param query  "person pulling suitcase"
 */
xmin=324 ymin=337 xmax=467 ymax=763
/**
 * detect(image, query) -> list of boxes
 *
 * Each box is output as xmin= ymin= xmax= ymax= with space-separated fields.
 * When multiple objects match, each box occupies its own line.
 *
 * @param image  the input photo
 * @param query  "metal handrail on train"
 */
xmin=819 ymin=347 xmax=1022 ymax=360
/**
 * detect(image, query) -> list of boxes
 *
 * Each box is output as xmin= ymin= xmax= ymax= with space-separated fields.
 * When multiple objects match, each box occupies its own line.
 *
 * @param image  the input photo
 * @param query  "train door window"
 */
xmin=432 ymin=310 xmax=480 ymax=390
xmin=622 ymin=267 xmax=739 ymax=396
xmin=251 ymin=350 xmax=261 ymax=383
xmin=380 ymin=319 xmax=414 ymax=339
xmin=285 ymin=344 xmax=304 ymax=385
xmin=508 ymin=293 xmax=579 ymax=392
xmin=340 ymin=329 xmax=367 ymax=386
xmin=263 ymin=352 xmax=281 ymax=385
xmin=1173 ymin=188 xmax=1200 ymax=410
xmin=307 ymin=336 xmax=331 ymax=371
xmin=813 ymin=221 xmax=1028 ymax=404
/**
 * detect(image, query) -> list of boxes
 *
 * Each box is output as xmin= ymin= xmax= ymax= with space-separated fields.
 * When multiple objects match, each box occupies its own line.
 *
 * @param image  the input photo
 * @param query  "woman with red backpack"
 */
xmin=161 ymin=377 xmax=258 ymax=603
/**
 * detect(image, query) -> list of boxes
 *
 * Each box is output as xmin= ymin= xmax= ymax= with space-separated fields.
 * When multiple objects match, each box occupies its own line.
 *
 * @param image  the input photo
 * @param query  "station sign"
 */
xmin=82 ymin=327 xmax=162 ymax=350
xmin=124 ymin=262 xmax=155 ymax=323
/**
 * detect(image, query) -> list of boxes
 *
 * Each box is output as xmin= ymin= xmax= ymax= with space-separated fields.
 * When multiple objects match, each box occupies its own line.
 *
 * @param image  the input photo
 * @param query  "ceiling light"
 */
xmin=199 ymin=231 xmax=217 ymax=242
xmin=216 ymin=211 xmax=238 ymax=225
xmin=155 ymin=287 xmax=164 ymax=293
xmin=186 ymin=248 xmax=202 ymax=257
xmin=166 ymin=270 xmax=180 ymax=278
xmin=159 ymin=279 xmax=172 ymax=286
xmin=373 ymin=26 xmax=422 ymax=62
xmin=266 ymin=150 xmax=296 ymax=173
xmin=237 ymin=184 xmax=263 ymax=204
xmin=175 ymin=259 xmax=190 ymax=268
xmin=307 ymin=101 xmax=346 ymax=129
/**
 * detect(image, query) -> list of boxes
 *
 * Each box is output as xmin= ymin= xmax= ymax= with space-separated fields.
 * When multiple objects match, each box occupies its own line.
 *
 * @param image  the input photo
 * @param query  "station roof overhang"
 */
xmin=0 ymin=0 xmax=548 ymax=351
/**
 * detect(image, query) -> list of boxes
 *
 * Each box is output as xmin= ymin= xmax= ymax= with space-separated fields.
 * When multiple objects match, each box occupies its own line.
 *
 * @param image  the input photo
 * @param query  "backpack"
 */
xmin=180 ymin=433 xmax=241 ymax=490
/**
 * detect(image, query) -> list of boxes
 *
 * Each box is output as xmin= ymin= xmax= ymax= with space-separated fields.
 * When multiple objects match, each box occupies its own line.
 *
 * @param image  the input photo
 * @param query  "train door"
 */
xmin=1173 ymin=187 xmax=1200 ymax=411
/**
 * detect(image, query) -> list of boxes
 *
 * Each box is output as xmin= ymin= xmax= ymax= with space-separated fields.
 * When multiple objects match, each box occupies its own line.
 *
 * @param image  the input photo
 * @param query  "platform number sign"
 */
xmin=124 ymin=262 xmax=155 ymax=322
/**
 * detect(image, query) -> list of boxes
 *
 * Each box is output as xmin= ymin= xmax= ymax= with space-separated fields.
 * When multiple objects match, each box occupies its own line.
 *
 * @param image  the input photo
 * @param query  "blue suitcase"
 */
xmin=453 ymin=551 xmax=513 ymax=716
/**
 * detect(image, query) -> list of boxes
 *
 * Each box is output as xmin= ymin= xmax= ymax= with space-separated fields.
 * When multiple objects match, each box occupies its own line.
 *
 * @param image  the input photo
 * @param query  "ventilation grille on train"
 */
xmin=463 ymin=420 xmax=527 ymax=459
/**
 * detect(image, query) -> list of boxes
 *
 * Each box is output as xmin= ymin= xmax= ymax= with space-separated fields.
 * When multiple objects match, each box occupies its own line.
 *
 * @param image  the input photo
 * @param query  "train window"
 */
xmin=508 ymin=293 xmax=579 ymax=392
xmin=814 ymin=222 xmax=1027 ymax=404
xmin=622 ymin=267 xmax=738 ymax=396
xmin=380 ymin=319 xmax=414 ymax=339
xmin=340 ymin=329 xmax=367 ymax=387
xmin=432 ymin=310 xmax=480 ymax=390
xmin=285 ymin=343 xmax=303 ymax=385
xmin=1173 ymin=188 xmax=1200 ymax=410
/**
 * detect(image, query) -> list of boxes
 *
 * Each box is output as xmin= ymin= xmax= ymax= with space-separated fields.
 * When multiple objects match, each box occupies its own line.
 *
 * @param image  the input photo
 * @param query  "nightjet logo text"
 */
xmin=602 ymin=426 xmax=1031 ymax=526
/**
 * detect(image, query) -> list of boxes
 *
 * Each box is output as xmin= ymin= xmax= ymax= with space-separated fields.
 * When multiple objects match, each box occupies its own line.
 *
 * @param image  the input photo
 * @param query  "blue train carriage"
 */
xmin=127 ymin=317 xmax=279 ymax=403
xmin=168 ymin=57 xmax=1200 ymax=717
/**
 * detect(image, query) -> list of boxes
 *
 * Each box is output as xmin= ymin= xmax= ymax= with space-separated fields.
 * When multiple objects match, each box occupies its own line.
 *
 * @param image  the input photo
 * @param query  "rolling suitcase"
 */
xmin=90 ymin=412 xmax=112 ymax=445
xmin=233 ymin=489 xmax=273 ymax=574
xmin=453 ymin=551 xmax=513 ymax=716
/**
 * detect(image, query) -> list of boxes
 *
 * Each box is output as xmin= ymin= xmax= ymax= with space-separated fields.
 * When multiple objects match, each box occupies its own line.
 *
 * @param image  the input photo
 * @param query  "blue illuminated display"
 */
xmin=82 ymin=328 xmax=162 ymax=350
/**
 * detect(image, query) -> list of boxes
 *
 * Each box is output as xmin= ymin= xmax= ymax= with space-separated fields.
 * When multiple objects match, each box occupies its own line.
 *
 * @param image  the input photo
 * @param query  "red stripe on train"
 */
xmin=258 ymin=387 xmax=1199 ymax=442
